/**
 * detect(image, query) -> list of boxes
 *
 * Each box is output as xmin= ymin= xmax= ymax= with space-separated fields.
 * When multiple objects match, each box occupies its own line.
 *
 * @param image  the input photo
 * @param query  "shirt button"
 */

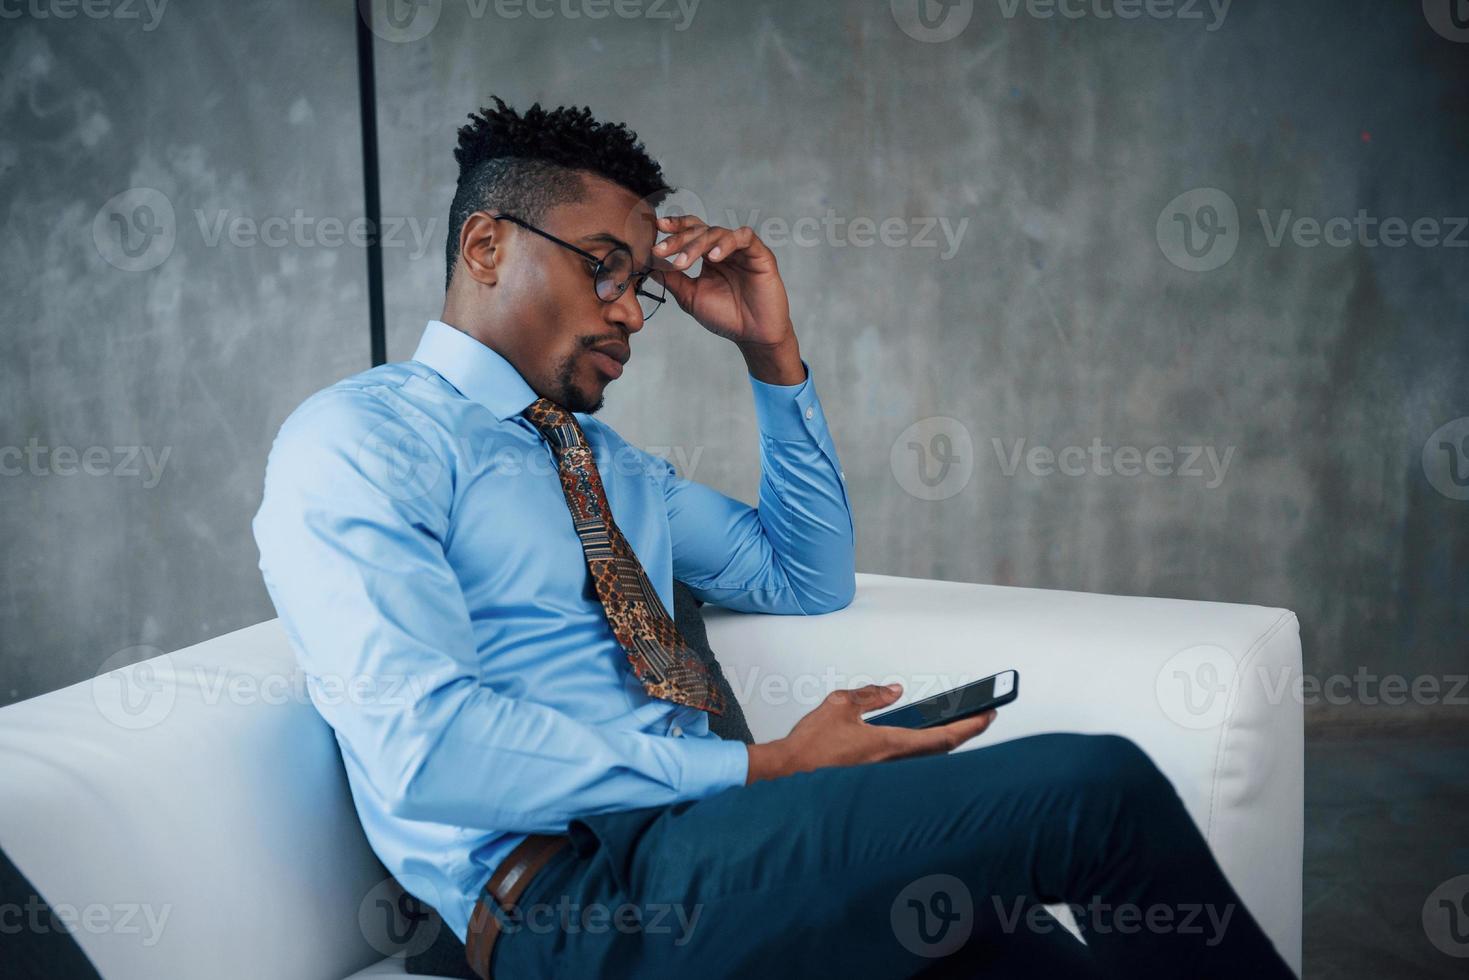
xmin=804 ymin=406 xmax=814 ymax=420
xmin=670 ymin=725 xmax=683 ymax=737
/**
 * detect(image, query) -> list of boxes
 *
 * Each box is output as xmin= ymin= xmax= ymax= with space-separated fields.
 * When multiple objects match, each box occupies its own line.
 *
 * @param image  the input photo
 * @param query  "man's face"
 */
xmin=497 ymin=175 xmax=659 ymax=415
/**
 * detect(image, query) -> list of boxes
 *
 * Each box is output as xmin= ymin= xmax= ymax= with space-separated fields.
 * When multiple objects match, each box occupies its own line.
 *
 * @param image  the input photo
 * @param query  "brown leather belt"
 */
xmin=465 ymin=833 xmax=572 ymax=980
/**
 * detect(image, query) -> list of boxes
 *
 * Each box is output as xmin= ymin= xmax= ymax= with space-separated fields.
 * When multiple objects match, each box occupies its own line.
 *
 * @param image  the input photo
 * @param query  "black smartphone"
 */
xmin=863 ymin=670 xmax=1019 ymax=729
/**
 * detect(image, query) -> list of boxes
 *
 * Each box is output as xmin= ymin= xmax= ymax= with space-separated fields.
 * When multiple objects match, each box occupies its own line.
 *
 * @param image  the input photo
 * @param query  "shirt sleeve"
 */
xmin=252 ymin=388 xmax=749 ymax=834
xmin=666 ymin=358 xmax=857 ymax=615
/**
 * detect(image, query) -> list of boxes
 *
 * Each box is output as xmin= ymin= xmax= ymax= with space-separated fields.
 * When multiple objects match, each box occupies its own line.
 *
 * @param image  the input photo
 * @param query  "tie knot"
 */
xmin=523 ymin=397 xmax=586 ymax=451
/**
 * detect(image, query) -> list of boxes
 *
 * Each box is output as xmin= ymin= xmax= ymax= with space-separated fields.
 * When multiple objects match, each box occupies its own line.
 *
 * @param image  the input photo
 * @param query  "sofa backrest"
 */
xmin=0 ymin=620 xmax=394 ymax=980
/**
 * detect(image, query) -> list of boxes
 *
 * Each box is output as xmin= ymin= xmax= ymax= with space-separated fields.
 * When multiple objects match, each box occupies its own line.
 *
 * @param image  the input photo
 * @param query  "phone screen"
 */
xmin=865 ymin=671 xmax=1017 ymax=729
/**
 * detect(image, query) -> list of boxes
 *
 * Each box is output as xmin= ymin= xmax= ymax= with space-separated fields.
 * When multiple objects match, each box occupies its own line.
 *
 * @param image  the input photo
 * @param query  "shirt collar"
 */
xmin=411 ymin=319 xmax=541 ymax=422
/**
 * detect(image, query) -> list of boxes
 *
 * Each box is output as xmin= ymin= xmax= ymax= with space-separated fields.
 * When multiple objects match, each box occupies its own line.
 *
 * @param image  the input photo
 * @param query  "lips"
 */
xmin=588 ymin=341 xmax=629 ymax=380
xmin=588 ymin=348 xmax=625 ymax=379
xmin=592 ymin=342 xmax=630 ymax=365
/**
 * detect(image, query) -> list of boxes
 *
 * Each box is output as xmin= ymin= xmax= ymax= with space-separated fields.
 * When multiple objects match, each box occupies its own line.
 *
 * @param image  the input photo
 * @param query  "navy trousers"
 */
xmin=486 ymin=733 xmax=1295 ymax=978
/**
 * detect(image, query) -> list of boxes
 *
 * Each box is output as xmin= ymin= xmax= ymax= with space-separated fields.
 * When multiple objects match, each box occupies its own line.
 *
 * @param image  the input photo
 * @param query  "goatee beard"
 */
xmin=550 ymin=347 xmax=604 ymax=415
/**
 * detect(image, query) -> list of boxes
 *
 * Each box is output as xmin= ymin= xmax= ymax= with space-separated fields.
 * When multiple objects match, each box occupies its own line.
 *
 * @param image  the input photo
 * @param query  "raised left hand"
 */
xmin=649 ymin=215 xmax=793 ymax=348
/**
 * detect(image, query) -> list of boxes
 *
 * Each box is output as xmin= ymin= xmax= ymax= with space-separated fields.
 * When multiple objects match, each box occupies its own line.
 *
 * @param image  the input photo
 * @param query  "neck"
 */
xmin=440 ymin=295 xmax=503 ymax=356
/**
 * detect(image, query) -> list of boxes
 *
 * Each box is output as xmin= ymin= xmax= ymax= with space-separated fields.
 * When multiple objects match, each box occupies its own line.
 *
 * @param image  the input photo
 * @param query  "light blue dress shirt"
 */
xmin=252 ymin=319 xmax=856 ymax=943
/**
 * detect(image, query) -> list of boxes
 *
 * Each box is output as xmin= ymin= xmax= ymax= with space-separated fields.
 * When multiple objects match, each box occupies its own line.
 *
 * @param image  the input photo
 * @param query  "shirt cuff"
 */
xmin=675 ymin=732 xmax=750 ymax=797
xmin=749 ymin=358 xmax=827 ymax=442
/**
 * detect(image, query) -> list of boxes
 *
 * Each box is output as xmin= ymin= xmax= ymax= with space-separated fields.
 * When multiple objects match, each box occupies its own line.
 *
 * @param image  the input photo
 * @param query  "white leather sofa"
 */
xmin=0 ymin=572 xmax=1303 ymax=978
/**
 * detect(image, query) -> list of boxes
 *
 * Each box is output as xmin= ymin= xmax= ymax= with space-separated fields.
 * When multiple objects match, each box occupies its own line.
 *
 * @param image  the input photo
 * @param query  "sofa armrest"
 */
xmin=702 ymin=571 xmax=1303 ymax=974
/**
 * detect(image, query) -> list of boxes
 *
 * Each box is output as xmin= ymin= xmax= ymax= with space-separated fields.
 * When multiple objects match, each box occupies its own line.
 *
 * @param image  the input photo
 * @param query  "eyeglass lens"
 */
xmin=594 ymin=248 xmax=666 ymax=318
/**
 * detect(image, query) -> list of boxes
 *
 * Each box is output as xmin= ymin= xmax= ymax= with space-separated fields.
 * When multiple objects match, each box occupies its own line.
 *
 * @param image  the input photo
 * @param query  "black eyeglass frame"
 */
xmin=491 ymin=212 xmax=666 ymax=320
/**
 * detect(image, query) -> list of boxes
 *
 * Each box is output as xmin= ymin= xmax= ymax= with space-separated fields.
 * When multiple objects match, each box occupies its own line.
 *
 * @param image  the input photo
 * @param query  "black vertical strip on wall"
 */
xmin=354 ymin=4 xmax=388 ymax=366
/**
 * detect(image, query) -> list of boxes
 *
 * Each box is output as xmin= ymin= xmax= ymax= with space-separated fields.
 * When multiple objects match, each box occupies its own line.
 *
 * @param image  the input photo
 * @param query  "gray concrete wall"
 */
xmin=3 ymin=0 xmax=1465 ymax=708
xmin=371 ymin=1 xmax=1468 ymax=694
xmin=0 ymin=2 xmax=370 ymax=704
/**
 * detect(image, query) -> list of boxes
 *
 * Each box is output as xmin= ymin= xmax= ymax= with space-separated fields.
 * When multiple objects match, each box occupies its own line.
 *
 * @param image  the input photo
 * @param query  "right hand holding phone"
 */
xmin=744 ymin=683 xmax=996 ymax=784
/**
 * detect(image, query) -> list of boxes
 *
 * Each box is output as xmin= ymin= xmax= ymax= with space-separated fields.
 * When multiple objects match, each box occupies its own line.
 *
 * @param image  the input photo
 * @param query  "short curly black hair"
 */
xmin=445 ymin=96 xmax=673 ymax=288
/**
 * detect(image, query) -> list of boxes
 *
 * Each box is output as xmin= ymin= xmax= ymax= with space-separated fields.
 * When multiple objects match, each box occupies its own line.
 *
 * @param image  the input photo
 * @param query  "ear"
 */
xmin=457 ymin=211 xmax=501 ymax=286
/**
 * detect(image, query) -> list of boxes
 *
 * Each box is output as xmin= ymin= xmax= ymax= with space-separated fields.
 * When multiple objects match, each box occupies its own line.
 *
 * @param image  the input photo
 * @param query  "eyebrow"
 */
xmin=578 ymin=231 xmax=654 ymax=272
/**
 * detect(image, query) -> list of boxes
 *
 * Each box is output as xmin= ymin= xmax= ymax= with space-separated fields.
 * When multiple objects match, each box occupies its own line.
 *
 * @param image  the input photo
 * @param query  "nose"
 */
xmin=604 ymin=281 xmax=646 ymax=334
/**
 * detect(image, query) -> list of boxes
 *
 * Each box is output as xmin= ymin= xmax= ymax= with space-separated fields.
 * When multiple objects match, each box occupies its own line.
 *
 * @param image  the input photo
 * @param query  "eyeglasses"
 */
xmin=492 ymin=212 xmax=667 ymax=321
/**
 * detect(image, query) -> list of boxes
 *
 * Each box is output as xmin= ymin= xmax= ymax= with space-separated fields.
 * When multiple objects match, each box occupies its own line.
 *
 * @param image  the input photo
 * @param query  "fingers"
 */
xmin=653 ymin=216 xmax=760 ymax=269
xmin=652 ymin=221 xmax=710 ymax=270
xmin=653 ymin=213 xmax=706 ymax=255
xmin=885 ymin=709 xmax=997 ymax=757
xmin=828 ymin=682 xmax=903 ymax=715
xmin=924 ymin=709 xmax=997 ymax=751
xmin=652 ymin=266 xmax=696 ymax=309
xmin=655 ymin=214 xmax=704 ymax=233
xmin=651 ymin=215 xmax=707 ymax=269
xmin=705 ymin=226 xmax=757 ymax=263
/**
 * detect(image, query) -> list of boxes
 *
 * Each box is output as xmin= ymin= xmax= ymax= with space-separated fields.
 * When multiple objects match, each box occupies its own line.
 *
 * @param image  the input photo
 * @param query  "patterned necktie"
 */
xmin=522 ymin=397 xmax=727 ymax=716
